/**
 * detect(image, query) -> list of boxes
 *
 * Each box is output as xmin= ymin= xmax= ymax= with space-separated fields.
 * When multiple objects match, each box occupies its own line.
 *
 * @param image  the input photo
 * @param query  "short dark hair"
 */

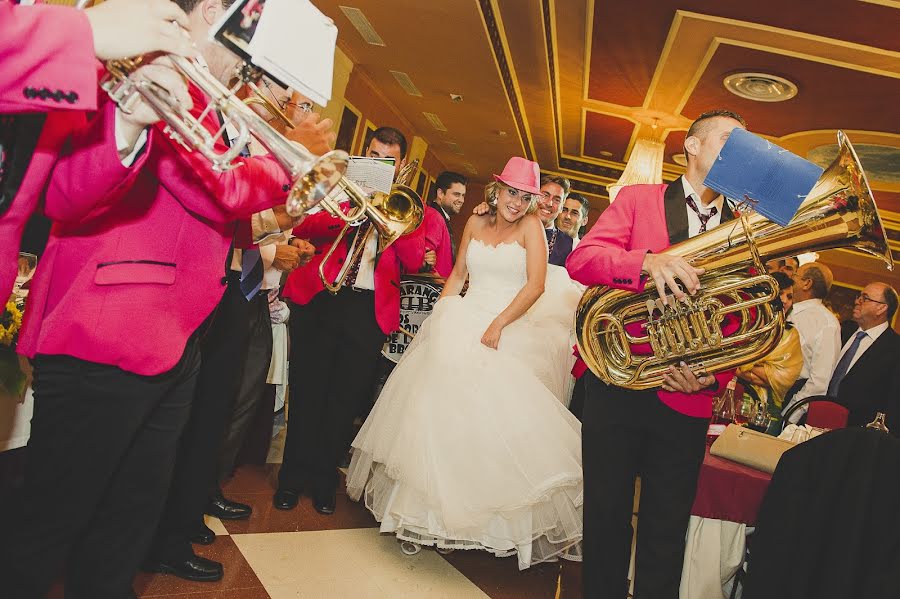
xmin=540 ymin=174 xmax=571 ymax=197
xmin=686 ymin=109 xmax=747 ymax=140
xmin=367 ymin=127 xmax=407 ymax=159
xmin=771 ymin=271 xmax=793 ymax=292
xmin=567 ymin=192 xmax=590 ymax=220
xmin=881 ymin=285 xmax=898 ymax=324
xmin=435 ymin=171 xmax=467 ymax=194
xmin=802 ymin=264 xmax=830 ymax=299
xmin=174 ymin=0 xmax=235 ymax=13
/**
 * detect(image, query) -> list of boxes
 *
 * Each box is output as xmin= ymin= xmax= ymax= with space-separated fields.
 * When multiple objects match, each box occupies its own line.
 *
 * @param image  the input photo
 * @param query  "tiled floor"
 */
xmin=131 ymin=457 xmax=583 ymax=599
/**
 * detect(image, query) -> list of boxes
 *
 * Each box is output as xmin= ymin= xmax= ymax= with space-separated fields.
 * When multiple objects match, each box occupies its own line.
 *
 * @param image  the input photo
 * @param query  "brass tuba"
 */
xmin=575 ymin=131 xmax=894 ymax=390
xmin=316 ymin=160 xmax=425 ymax=293
xmin=101 ymin=57 xmax=348 ymax=218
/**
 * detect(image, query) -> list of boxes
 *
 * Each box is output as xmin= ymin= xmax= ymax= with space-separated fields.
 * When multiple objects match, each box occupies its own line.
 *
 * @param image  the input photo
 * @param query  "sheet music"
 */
xmin=345 ymin=157 xmax=395 ymax=195
xmin=248 ymin=0 xmax=337 ymax=106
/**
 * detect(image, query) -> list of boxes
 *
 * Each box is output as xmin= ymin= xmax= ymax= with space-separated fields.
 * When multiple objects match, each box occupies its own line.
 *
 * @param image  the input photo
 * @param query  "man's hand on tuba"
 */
xmin=641 ymin=253 xmax=704 ymax=305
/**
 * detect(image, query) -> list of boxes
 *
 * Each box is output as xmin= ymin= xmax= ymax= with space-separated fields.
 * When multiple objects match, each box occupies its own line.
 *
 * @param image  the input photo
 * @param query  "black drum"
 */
xmin=381 ymin=275 xmax=444 ymax=363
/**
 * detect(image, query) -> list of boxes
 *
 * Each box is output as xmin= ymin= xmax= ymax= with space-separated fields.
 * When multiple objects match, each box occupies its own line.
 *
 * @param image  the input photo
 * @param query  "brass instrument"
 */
xmin=101 ymin=57 xmax=348 ymax=218
xmin=316 ymin=160 xmax=425 ymax=293
xmin=575 ymin=131 xmax=893 ymax=390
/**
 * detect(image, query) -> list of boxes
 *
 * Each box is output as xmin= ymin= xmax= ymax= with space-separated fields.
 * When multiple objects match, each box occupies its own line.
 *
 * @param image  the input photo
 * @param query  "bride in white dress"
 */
xmin=346 ymin=158 xmax=583 ymax=570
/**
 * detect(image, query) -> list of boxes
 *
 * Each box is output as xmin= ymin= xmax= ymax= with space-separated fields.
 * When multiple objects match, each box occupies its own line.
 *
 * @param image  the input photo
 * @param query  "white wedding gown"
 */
xmin=346 ymin=239 xmax=583 ymax=570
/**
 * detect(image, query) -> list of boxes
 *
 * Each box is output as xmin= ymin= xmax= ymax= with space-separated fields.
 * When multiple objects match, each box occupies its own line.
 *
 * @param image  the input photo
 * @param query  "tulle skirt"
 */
xmin=347 ymin=273 xmax=584 ymax=569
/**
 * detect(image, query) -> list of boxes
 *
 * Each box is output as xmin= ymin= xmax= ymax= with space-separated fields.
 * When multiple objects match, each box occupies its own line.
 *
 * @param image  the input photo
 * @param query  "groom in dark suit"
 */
xmin=827 ymin=282 xmax=900 ymax=431
xmin=536 ymin=175 xmax=575 ymax=267
xmin=430 ymin=171 xmax=467 ymax=262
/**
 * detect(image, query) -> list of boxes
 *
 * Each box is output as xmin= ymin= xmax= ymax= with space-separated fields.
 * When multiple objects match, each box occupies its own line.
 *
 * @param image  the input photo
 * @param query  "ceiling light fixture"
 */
xmin=607 ymin=138 xmax=665 ymax=202
xmin=723 ymin=72 xmax=798 ymax=102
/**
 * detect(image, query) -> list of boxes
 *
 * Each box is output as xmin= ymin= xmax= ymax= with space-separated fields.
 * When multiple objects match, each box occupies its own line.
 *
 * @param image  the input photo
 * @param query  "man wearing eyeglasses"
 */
xmin=826 ymin=283 xmax=900 ymax=432
xmin=781 ymin=262 xmax=842 ymax=423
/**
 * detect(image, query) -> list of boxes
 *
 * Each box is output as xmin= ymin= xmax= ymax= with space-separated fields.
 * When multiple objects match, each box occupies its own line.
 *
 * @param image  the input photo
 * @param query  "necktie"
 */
xmin=826 ymin=330 xmax=868 ymax=397
xmin=685 ymin=196 xmax=718 ymax=233
xmin=222 ymin=123 xmax=262 ymax=301
xmin=343 ymin=222 xmax=373 ymax=288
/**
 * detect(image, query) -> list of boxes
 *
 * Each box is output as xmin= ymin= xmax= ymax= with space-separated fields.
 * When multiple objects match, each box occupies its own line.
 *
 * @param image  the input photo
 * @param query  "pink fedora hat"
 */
xmin=493 ymin=157 xmax=542 ymax=195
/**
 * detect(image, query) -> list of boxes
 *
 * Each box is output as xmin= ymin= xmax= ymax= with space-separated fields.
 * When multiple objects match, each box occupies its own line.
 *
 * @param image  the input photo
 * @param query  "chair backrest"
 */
xmin=806 ymin=400 xmax=849 ymax=430
xmin=782 ymin=394 xmax=849 ymax=430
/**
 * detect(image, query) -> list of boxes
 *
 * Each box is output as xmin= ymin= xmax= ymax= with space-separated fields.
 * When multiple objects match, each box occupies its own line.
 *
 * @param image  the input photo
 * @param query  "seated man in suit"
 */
xmin=826 ymin=282 xmax=900 ymax=431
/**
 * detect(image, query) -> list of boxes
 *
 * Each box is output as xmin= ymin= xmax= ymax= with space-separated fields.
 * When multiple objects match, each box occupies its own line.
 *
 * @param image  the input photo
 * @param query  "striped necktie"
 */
xmin=686 ymin=196 xmax=718 ymax=233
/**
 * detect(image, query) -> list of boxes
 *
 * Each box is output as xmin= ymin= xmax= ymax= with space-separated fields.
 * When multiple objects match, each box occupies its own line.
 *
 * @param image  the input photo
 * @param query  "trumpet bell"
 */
xmin=371 ymin=184 xmax=425 ymax=253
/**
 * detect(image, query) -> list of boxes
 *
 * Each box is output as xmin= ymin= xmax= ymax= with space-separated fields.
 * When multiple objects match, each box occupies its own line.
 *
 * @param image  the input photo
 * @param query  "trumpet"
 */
xmin=316 ymin=162 xmax=424 ymax=293
xmin=101 ymin=56 xmax=348 ymax=218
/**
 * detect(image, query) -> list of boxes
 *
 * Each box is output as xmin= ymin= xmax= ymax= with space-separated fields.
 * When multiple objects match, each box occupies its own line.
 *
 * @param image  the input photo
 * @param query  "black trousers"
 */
xmin=217 ymin=293 xmax=273 ymax=482
xmin=582 ymin=374 xmax=709 ymax=599
xmin=279 ymin=290 xmax=385 ymax=495
xmin=151 ymin=278 xmax=252 ymax=561
xmin=0 ymin=342 xmax=200 ymax=599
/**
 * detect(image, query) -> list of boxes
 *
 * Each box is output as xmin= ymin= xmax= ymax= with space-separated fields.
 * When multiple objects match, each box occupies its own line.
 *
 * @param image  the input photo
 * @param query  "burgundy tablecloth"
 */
xmin=690 ymin=447 xmax=773 ymax=525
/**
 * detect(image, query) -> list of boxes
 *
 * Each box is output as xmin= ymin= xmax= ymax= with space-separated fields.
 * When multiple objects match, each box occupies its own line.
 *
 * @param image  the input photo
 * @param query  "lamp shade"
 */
xmin=607 ymin=138 xmax=665 ymax=202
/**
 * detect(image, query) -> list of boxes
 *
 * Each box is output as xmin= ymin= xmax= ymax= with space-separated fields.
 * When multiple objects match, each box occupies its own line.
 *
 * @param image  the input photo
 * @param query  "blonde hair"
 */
xmin=484 ymin=181 xmax=539 ymax=215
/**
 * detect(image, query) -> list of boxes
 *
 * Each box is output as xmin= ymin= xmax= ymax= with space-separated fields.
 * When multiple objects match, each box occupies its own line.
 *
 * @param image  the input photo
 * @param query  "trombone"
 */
xmin=317 ymin=161 xmax=425 ymax=293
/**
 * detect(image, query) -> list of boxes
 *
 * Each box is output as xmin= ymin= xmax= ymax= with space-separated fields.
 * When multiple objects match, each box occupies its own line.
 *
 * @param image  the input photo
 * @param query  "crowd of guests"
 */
xmin=2 ymin=1 xmax=898 ymax=597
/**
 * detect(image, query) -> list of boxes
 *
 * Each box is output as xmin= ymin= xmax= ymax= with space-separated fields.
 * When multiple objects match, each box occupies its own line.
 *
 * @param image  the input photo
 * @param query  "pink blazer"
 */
xmin=566 ymin=182 xmax=734 ymax=418
xmin=421 ymin=206 xmax=452 ymax=278
xmin=0 ymin=111 xmax=85 ymax=300
xmin=17 ymin=89 xmax=292 ymax=376
xmin=282 ymin=204 xmax=425 ymax=335
xmin=0 ymin=1 xmax=98 ymax=113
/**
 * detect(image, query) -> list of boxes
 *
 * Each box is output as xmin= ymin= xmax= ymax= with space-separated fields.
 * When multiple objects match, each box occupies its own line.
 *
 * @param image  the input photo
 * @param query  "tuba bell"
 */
xmin=575 ymin=131 xmax=893 ymax=390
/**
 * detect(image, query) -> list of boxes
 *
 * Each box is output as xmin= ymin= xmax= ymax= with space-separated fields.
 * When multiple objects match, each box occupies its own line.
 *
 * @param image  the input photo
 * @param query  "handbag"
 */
xmin=710 ymin=424 xmax=796 ymax=473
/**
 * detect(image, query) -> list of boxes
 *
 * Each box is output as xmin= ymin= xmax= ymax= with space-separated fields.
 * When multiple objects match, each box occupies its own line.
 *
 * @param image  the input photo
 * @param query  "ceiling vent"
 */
xmin=390 ymin=71 xmax=423 ymax=97
xmin=446 ymin=142 xmax=465 ymax=155
xmin=463 ymin=163 xmax=478 ymax=175
xmin=723 ymin=72 xmax=798 ymax=102
xmin=339 ymin=6 xmax=386 ymax=46
xmin=422 ymin=112 xmax=448 ymax=131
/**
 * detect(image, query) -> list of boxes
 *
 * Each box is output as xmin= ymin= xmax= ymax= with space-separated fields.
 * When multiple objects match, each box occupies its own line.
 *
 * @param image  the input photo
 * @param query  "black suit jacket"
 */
xmin=833 ymin=325 xmax=900 ymax=430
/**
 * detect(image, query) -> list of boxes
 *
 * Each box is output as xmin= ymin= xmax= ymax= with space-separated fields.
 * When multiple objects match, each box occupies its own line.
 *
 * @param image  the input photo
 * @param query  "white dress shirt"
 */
xmin=682 ymin=177 xmax=724 ymax=237
xmin=783 ymin=298 xmax=842 ymax=420
xmin=836 ymin=321 xmax=889 ymax=373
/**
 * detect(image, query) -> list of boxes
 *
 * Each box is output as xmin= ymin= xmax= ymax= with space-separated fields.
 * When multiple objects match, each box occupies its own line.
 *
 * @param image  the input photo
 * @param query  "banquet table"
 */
xmin=680 ymin=447 xmax=774 ymax=599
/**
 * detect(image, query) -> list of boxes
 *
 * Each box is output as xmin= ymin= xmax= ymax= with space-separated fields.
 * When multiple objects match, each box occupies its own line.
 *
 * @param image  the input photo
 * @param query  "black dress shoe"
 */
xmin=205 ymin=494 xmax=252 ymax=520
xmin=190 ymin=522 xmax=216 ymax=545
xmin=313 ymin=491 xmax=336 ymax=515
xmin=143 ymin=555 xmax=224 ymax=582
xmin=273 ymin=488 xmax=300 ymax=510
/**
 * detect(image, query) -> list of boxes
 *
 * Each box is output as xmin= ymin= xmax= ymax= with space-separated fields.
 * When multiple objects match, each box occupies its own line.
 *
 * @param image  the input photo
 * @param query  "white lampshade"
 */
xmin=607 ymin=138 xmax=665 ymax=202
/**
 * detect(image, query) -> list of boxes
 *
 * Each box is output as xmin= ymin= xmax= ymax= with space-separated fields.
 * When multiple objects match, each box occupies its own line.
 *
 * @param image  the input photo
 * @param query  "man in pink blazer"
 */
xmin=567 ymin=109 xmax=747 ymax=598
xmin=275 ymin=127 xmax=425 ymax=515
xmin=2 ymin=60 xmax=295 ymax=595
xmin=418 ymin=205 xmax=453 ymax=278
xmin=0 ymin=0 xmax=195 ymax=301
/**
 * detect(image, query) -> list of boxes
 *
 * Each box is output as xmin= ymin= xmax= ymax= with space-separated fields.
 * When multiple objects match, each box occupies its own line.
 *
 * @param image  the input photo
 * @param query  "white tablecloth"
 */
xmin=0 ymin=386 xmax=33 ymax=451
xmin=680 ymin=516 xmax=748 ymax=599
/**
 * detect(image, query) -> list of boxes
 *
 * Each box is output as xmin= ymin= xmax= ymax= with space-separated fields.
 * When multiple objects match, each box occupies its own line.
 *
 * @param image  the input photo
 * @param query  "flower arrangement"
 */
xmin=0 ymin=297 xmax=23 ymax=347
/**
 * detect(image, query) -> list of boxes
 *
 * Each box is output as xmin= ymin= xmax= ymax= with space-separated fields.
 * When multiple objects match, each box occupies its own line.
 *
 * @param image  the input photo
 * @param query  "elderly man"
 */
xmin=826 ymin=282 xmax=900 ymax=430
xmin=781 ymin=262 xmax=842 ymax=422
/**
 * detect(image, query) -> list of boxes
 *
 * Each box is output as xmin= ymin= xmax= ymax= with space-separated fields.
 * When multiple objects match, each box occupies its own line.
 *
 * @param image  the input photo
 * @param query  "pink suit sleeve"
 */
xmin=565 ymin=186 xmax=649 ymax=292
xmin=0 ymin=3 xmax=98 ymax=113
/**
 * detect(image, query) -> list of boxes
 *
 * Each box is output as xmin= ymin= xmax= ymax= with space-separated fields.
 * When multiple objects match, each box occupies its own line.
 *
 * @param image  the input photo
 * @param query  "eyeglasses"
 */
xmin=857 ymin=293 xmax=887 ymax=305
xmin=261 ymin=79 xmax=313 ymax=114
